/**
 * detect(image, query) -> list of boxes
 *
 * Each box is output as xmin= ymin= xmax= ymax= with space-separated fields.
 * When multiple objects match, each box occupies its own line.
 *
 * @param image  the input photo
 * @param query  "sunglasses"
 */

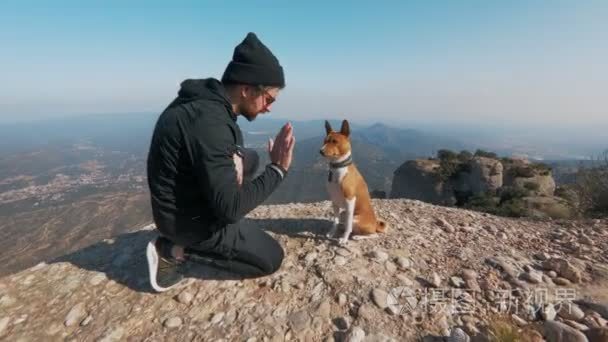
xmin=262 ymin=89 xmax=276 ymax=106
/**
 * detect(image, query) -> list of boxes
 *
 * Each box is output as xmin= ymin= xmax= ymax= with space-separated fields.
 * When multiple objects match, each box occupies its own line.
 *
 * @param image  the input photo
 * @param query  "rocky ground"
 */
xmin=0 ymin=199 xmax=607 ymax=341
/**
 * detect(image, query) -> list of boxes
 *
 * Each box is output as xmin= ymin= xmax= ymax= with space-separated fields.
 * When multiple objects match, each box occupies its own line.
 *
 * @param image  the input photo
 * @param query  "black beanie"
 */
xmin=221 ymin=32 xmax=285 ymax=88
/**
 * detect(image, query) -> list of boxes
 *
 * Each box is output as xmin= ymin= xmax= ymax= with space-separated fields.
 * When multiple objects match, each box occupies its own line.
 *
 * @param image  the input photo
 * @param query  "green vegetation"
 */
xmin=574 ymin=150 xmax=608 ymax=217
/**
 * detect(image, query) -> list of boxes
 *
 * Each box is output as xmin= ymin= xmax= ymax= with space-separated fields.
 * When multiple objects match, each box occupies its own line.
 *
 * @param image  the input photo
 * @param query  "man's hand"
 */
xmin=233 ymin=153 xmax=243 ymax=186
xmin=268 ymin=122 xmax=295 ymax=171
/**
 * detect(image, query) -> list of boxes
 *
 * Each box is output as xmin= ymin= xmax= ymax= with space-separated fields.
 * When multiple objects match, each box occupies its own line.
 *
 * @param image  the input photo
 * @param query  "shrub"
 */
xmin=509 ymin=165 xmax=535 ymax=178
xmin=524 ymin=182 xmax=540 ymax=192
xmin=499 ymin=186 xmax=529 ymax=203
xmin=458 ymin=150 xmax=473 ymax=162
xmin=437 ymin=149 xmax=458 ymax=161
xmin=531 ymin=162 xmax=552 ymax=176
xmin=574 ymin=151 xmax=608 ymax=217
xmin=475 ymin=149 xmax=498 ymax=159
xmin=496 ymin=199 xmax=529 ymax=217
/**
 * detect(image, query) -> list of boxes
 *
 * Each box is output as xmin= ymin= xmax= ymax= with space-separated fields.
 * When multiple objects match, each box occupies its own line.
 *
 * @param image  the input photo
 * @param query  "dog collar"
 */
xmin=329 ymin=155 xmax=353 ymax=169
xmin=328 ymin=155 xmax=353 ymax=182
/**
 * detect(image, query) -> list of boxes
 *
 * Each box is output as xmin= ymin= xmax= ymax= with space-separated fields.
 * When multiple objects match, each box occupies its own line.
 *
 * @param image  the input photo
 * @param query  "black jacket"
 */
xmin=146 ymin=78 xmax=284 ymax=245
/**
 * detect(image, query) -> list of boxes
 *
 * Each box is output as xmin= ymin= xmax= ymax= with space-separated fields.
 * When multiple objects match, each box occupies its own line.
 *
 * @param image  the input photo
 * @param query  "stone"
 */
xmin=450 ymin=276 xmax=465 ymax=288
xmin=345 ymin=326 xmax=366 ymax=342
xmin=395 ymin=257 xmax=412 ymax=270
xmin=98 ymin=327 xmax=125 ymax=342
xmin=176 ymin=291 xmax=194 ymax=304
xmin=558 ymin=302 xmax=585 ymax=321
xmin=522 ymin=270 xmax=543 ymax=284
xmin=585 ymin=328 xmax=608 ymax=342
xmin=89 ymin=273 xmax=107 ymax=286
xmin=543 ymin=321 xmax=589 ymax=342
xmin=512 ymin=314 xmax=527 ymax=326
xmin=563 ymin=320 xmax=589 ymax=331
xmin=64 ymin=302 xmax=87 ymax=327
xmin=554 ymin=277 xmax=572 ymax=286
xmin=334 ymin=316 xmax=350 ymax=330
xmin=430 ymin=272 xmax=442 ymax=287
xmin=542 ymin=258 xmax=582 ymax=283
xmin=369 ymin=250 xmax=389 ymax=263
xmin=385 ymin=261 xmax=397 ymax=274
xmin=163 ymin=316 xmax=182 ymax=328
xmin=315 ymin=300 xmax=331 ymax=319
xmin=288 ymin=310 xmax=310 ymax=332
xmin=448 ymin=327 xmax=471 ymax=342
xmin=0 ymin=317 xmax=9 ymax=336
xmin=371 ymin=288 xmax=388 ymax=309
xmin=541 ymin=304 xmax=557 ymax=321
xmin=210 ymin=312 xmax=225 ymax=324
xmin=337 ymin=293 xmax=347 ymax=306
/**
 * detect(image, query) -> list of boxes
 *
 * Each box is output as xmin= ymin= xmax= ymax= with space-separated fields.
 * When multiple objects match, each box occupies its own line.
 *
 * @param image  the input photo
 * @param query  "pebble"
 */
xmin=64 ymin=302 xmax=87 ymax=327
xmin=163 ymin=316 xmax=182 ymax=328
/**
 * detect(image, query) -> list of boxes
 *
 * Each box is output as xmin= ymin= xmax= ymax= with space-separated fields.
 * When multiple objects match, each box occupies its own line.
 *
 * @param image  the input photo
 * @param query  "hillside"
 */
xmin=1 ymin=199 xmax=607 ymax=341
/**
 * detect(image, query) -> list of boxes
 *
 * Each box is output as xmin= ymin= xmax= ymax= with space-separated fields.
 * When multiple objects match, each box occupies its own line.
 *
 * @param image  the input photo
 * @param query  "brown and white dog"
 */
xmin=320 ymin=120 xmax=387 ymax=244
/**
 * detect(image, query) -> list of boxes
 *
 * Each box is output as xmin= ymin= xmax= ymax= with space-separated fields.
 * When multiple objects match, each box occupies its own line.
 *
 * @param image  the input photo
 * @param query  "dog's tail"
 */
xmin=376 ymin=220 xmax=387 ymax=233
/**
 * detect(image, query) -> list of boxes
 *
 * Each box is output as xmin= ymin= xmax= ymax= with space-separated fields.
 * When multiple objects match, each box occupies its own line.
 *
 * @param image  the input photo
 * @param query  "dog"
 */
xmin=320 ymin=120 xmax=387 ymax=244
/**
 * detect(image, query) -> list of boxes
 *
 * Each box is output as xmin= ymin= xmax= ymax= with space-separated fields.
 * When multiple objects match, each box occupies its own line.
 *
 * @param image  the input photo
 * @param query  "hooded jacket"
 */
xmin=146 ymin=78 xmax=284 ymax=245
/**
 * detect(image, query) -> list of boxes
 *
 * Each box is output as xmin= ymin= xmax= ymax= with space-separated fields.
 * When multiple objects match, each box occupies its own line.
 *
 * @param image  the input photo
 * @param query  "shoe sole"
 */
xmin=146 ymin=239 xmax=172 ymax=293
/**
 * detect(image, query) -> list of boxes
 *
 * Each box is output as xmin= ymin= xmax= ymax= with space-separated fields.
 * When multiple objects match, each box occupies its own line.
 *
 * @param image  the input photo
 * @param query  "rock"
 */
xmin=369 ymin=250 xmax=389 ymax=263
xmin=512 ymin=314 xmax=528 ymax=326
xmin=385 ymin=261 xmax=397 ymax=274
xmin=395 ymin=257 xmax=412 ymax=270
xmin=371 ymin=288 xmax=388 ymax=309
xmin=574 ymin=300 xmax=608 ymax=319
xmin=334 ymin=256 xmax=348 ymax=266
xmin=585 ymin=328 xmax=608 ymax=342
xmin=210 ymin=312 xmax=225 ymax=324
xmin=163 ymin=316 xmax=182 ymax=328
xmin=522 ymin=270 xmax=543 ymax=284
xmin=535 ymin=252 xmax=551 ymax=261
xmin=0 ymin=317 xmax=9 ymax=336
xmin=486 ymin=258 xmax=519 ymax=279
xmin=548 ymin=271 xmax=558 ymax=278
xmin=543 ymin=321 xmax=589 ymax=342
xmin=98 ymin=327 xmax=125 ymax=342
xmin=64 ymin=302 xmax=87 ymax=327
xmin=554 ymin=277 xmax=572 ymax=286
xmin=304 ymin=252 xmax=318 ymax=263
xmin=337 ymin=293 xmax=347 ymax=306
xmin=288 ymin=310 xmax=310 ymax=332
xmin=448 ymin=327 xmax=471 ymax=342
xmin=89 ymin=273 xmax=107 ymax=286
xmin=345 ymin=326 xmax=366 ymax=342
xmin=541 ymin=304 xmax=557 ymax=321
xmin=80 ymin=315 xmax=92 ymax=326
xmin=176 ymin=291 xmax=194 ymax=304
xmin=334 ymin=316 xmax=350 ymax=330
xmin=437 ymin=218 xmax=456 ymax=233
xmin=558 ymin=302 xmax=585 ymax=321
xmin=563 ymin=320 xmax=589 ymax=331
xmin=315 ymin=300 xmax=331 ymax=319
xmin=542 ymin=258 xmax=582 ymax=283
xmin=429 ymin=272 xmax=442 ymax=287
xmin=450 ymin=276 xmax=465 ymax=288
xmin=579 ymin=236 xmax=594 ymax=245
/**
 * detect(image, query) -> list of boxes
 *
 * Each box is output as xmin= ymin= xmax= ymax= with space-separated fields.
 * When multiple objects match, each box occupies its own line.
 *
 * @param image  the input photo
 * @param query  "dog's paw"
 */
xmin=338 ymin=237 xmax=349 ymax=245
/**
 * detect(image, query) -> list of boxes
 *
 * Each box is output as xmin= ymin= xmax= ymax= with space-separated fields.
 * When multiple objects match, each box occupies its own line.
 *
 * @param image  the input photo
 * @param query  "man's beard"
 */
xmin=243 ymin=113 xmax=257 ymax=122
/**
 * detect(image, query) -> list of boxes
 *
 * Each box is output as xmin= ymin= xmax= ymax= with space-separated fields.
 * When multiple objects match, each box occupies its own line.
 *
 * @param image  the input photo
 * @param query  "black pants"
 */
xmin=173 ymin=148 xmax=283 ymax=277
xmin=184 ymin=223 xmax=284 ymax=277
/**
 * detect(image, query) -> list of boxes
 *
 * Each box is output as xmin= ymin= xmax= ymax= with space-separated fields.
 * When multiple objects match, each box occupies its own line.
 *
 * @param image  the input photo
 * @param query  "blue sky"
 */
xmin=0 ymin=1 xmax=606 ymax=129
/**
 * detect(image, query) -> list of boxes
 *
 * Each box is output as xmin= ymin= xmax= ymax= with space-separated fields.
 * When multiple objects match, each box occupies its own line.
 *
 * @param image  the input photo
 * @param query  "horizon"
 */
xmin=1 ymin=1 xmax=607 ymax=129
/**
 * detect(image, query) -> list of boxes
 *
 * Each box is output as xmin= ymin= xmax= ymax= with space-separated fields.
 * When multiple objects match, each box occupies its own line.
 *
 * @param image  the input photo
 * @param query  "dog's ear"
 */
xmin=340 ymin=120 xmax=350 ymax=137
xmin=325 ymin=120 xmax=332 ymax=135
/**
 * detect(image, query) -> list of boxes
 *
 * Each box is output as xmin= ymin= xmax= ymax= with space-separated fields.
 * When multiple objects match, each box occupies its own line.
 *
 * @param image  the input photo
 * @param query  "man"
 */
xmin=145 ymin=32 xmax=295 ymax=292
